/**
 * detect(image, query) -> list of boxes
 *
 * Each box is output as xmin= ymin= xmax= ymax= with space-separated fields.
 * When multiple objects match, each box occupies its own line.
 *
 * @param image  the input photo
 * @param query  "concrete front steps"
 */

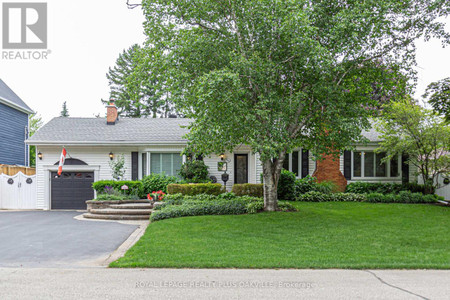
xmin=83 ymin=202 xmax=153 ymax=221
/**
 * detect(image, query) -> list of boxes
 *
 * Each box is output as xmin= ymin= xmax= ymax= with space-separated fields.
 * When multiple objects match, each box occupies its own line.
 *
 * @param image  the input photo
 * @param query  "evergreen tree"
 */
xmin=104 ymin=44 xmax=174 ymax=118
xmin=60 ymin=101 xmax=69 ymax=117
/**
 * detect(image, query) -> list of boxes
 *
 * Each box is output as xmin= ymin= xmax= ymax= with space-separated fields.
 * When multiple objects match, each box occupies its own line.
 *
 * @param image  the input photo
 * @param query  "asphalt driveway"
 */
xmin=0 ymin=211 xmax=138 ymax=268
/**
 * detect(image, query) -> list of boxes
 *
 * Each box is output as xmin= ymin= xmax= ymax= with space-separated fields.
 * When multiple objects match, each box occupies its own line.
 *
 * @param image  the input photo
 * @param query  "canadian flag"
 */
xmin=57 ymin=147 xmax=67 ymax=176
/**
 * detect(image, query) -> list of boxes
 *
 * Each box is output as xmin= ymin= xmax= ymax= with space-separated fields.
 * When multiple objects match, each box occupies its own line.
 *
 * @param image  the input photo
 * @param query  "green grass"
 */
xmin=111 ymin=202 xmax=450 ymax=269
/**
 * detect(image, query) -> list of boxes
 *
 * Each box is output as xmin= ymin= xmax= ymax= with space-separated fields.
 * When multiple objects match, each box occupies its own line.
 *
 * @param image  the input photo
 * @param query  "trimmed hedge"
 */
xmin=232 ymin=184 xmax=264 ymax=197
xmin=92 ymin=180 xmax=144 ymax=198
xmin=167 ymin=183 xmax=225 ymax=196
xmin=346 ymin=182 xmax=435 ymax=195
xmin=296 ymin=191 xmax=439 ymax=203
xmin=142 ymin=173 xmax=179 ymax=194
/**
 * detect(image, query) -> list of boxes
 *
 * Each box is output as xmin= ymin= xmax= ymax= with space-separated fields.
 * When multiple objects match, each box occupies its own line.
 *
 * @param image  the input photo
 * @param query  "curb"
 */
xmin=102 ymin=221 xmax=150 ymax=266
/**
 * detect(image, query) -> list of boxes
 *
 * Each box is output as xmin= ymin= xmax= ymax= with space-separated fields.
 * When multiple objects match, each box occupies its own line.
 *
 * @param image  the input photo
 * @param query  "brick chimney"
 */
xmin=312 ymin=151 xmax=347 ymax=192
xmin=107 ymin=100 xmax=118 ymax=125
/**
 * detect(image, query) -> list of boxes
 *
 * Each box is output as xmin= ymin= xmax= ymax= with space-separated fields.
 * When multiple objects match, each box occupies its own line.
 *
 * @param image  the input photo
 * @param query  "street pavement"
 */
xmin=0 ymin=268 xmax=448 ymax=299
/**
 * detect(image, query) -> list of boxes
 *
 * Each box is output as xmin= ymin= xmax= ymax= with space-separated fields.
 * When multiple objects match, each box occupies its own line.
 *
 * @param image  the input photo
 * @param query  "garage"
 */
xmin=51 ymin=171 xmax=94 ymax=209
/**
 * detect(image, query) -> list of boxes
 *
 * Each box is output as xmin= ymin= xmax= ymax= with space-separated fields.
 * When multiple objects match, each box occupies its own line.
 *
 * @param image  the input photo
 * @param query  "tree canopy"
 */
xmin=376 ymin=100 xmax=449 ymax=191
xmin=423 ymin=77 xmax=450 ymax=122
xmin=105 ymin=44 xmax=176 ymax=117
xmin=60 ymin=101 xmax=69 ymax=117
xmin=141 ymin=0 xmax=450 ymax=210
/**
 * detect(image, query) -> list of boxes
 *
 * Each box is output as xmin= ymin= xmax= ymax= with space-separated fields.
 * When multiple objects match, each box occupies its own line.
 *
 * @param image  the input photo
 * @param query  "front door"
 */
xmin=234 ymin=154 xmax=248 ymax=184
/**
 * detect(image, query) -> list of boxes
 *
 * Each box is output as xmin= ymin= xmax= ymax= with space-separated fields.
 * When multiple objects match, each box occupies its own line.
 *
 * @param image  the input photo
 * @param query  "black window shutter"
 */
xmin=301 ymin=150 xmax=309 ymax=178
xmin=343 ymin=151 xmax=352 ymax=180
xmin=401 ymin=154 xmax=409 ymax=184
xmin=131 ymin=152 xmax=139 ymax=181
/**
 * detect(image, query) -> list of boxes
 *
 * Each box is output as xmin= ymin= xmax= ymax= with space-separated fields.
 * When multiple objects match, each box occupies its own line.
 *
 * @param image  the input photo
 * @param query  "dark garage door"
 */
xmin=51 ymin=172 xmax=95 ymax=209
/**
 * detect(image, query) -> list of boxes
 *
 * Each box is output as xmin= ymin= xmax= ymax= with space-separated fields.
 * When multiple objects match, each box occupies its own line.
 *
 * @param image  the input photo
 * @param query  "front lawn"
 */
xmin=111 ymin=202 xmax=450 ymax=269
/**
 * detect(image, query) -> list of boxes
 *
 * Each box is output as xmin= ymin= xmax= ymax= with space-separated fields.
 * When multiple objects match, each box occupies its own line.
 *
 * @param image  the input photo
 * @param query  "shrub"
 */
xmin=278 ymin=169 xmax=297 ymax=200
xmin=346 ymin=182 xmax=395 ymax=194
xmin=247 ymin=201 xmax=264 ymax=214
xmin=95 ymin=194 xmax=128 ymax=201
xmin=366 ymin=193 xmax=386 ymax=203
xmin=397 ymin=191 xmax=426 ymax=203
xmin=294 ymin=175 xmax=317 ymax=194
xmin=314 ymin=181 xmax=337 ymax=194
xmin=178 ymin=160 xmax=211 ymax=183
xmin=150 ymin=199 xmax=249 ymax=222
xmin=331 ymin=193 xmax=367 ymax=202
xmin=296 ymin=191 xmax=332 ymax=202
xmin=403 ymin=182 xmax=435 ymax=194
xmin=232 ymin=184 xmax=264 ymax=197
xmin=167 ymin=183 xmax=225 ymax=195
xmin=296 ymin=192 xmax=367 ymax=202
xmin=151 ymin=193 xmax=296 ymax=221
xmin=296 ymin=190 xmax=437 ymax=203
xmin=92 ymin=180 xmax=144 ymax=198
xmin=346 ymin=182 xmax=434 ymax=195
xmin=278 ymin=202 xmax=298 ymax=212
xmin=142 ymin=173 xmax=179 ymax=194
xmin=246 ymin=200 xmax=297 ymax=213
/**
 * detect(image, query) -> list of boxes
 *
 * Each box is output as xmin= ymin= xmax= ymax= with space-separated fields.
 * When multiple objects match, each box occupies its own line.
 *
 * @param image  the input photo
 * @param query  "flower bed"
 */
xmin=150 ymin=193 xmax=297 ymax=222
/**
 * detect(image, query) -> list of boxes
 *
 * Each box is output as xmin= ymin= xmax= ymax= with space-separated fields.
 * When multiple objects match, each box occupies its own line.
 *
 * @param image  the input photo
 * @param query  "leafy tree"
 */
xmin=375 ymin=100 xmax=450 ymax=192
xmin=28 ymin=113 xmax=43 ymax=167
xmin=423 ymin=77 xmax=450 ymax=122
xmin=142 ymin=0 xmax=450 ymax=210
xmin=105 ymin=44 xmax=174 ymax=117
xmin=60 ymin=101 xmax=69 ymax=117
xmin=109 ymin=154 xmax=127 ymax=180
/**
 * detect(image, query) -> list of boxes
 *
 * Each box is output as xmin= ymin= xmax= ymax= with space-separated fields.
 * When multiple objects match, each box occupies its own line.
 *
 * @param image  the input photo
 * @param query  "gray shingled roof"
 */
xmin=27 ymin=116 xmax=381 ymax=145
xmin=0 ymin=79 xmax=33 ymax=113
xmin=27 ymin=117 xmax=191 ymax=144
xmin=361 ymin=125 xmax=381 ymax=142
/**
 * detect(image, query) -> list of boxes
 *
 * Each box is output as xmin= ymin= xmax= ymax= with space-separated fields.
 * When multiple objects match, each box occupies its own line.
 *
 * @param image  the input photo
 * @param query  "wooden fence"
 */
xmin=0 ymin=164 xmax=36 ymax=176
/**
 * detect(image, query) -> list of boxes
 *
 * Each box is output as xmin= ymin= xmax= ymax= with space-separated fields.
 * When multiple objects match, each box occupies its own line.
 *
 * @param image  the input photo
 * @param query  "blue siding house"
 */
xmin=0 ymin=79 xmax=33 ymax=166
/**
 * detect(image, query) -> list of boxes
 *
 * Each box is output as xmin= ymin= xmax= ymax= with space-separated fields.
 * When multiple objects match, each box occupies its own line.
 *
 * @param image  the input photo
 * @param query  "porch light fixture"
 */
xmin=38 ymin=151 xmax=43 ymax=160
xmin=109 ymin=152 xmax=114 ymax=160
xmin=220 ymin=153 xmax=225 ymax=161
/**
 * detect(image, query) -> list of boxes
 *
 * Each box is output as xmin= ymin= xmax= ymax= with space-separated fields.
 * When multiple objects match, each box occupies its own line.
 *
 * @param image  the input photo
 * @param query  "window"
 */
xmin=364 ymin=152 xmax=374 ymax=177
xmin=376 ymin=152 xmax=387 ymax=177
xmin=390 ymin=156 xmax=399 ymax=177
xmin=282 ymin=150 xmax=300 ymax=177
xmin=353 ymin=151 xmax=400 ymax=178
xmin=150 ymin=153 xmax=182 ymax=177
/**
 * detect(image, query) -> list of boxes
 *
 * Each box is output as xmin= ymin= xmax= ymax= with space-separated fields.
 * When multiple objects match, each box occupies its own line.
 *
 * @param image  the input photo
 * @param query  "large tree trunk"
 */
xmin=262 ymin=154 xmax=285 ymax=212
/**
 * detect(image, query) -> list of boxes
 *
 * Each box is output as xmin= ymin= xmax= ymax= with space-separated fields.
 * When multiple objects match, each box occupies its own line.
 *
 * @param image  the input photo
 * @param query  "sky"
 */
xmin=0 ymin=1 xmax=449 ymax=123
